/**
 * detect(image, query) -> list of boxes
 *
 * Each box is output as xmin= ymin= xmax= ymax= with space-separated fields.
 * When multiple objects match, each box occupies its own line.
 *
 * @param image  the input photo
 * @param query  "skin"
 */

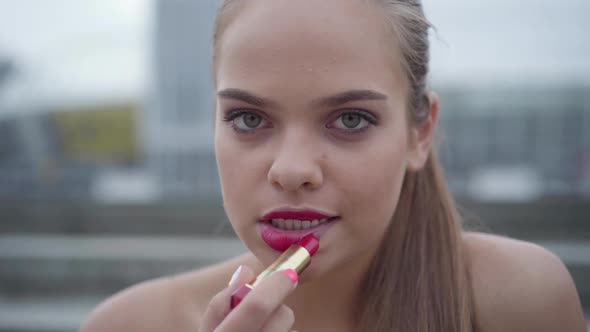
xmin=216 ymin=0 xmax=420 ymax=310
xmin=80 ymin=0 xmax=587 ymax=331
xmin=212 ymin=0 xmax=432 ymax=329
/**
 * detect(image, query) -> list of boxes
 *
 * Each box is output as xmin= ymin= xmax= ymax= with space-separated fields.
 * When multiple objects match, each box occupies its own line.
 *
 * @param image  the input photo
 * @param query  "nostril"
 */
xmin=267 ymin=162 xmax=323 ymax=191
xmin=302 ymin=181 xmax=317 ymax=190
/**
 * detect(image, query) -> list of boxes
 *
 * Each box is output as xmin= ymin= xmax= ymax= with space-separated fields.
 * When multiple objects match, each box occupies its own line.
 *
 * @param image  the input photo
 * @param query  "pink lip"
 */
xmin=260 ymin=208 xmax=337 ymax=221
xmin=258 ymin=218 xmax=339 ymax=252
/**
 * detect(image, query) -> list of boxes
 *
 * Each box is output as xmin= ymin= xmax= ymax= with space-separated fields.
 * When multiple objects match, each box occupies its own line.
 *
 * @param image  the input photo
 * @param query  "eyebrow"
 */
xmin=217 ymin=88 xmax=278 ymax=108
xmin=216 ymin=88 xmax=388 ymax=108
xmin=313 ymin=89 xmax=388 ymax=107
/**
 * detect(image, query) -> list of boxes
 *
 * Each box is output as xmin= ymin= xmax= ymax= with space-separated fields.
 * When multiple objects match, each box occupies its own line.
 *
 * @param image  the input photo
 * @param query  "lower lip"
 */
xmin=258 ymin=219 xmax=339 ymax=252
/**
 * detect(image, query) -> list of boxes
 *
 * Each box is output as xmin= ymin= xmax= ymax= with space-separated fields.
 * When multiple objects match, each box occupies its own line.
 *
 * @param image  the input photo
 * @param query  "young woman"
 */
xmin=81 ymin=0 xmax=586 ymax=331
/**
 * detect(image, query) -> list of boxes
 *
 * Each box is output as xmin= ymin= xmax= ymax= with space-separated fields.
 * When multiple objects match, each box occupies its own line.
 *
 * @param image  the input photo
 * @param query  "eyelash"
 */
xmin=221 ymin=109 xmax=378 ymax=135
xmin=222 ymin=110 xmax=268 ymax=134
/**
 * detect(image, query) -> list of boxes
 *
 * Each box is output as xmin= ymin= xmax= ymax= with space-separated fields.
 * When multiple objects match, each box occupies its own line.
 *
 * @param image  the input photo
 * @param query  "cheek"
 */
xmin=215 ymin=131 xmax=248 ymax=220
xmin=336 ymin=134 xmax=408 ymax=240
xmin=215 ymin=131 xmax=267 ymax=228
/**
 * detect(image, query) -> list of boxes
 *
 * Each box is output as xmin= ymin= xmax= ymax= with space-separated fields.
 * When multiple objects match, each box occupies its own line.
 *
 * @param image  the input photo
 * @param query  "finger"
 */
xmin=199 ymin=265 xmax=255 ymax=332
xmin=260 ymin=305 xmax=295 ymax=332
xmin=216 ymin=269 xmax=298 ymax=331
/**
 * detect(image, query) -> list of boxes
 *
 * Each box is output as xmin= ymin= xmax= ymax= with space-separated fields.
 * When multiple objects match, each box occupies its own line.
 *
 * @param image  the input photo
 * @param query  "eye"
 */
xmin=237 ymin=112 xmax=263 ymax=129
xmin=222 ymin=110 xmax=268 ymax=132
xmin=329 ymin=110 xmax=377 ymax=132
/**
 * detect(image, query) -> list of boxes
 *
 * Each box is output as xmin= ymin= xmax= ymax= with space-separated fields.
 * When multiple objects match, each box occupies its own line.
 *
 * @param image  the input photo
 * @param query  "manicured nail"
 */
xmin=228 ymin=265 xmax=243 ymax=286
xmin=283 ymin=268 xmax=298 ymax=284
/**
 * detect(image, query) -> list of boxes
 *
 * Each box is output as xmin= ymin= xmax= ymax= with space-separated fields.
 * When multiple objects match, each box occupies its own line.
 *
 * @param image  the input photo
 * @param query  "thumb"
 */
xmin=228 ymin=265 xmax=256 ymax=292
xmin=199 ymin=265 xmax=255 ymax=332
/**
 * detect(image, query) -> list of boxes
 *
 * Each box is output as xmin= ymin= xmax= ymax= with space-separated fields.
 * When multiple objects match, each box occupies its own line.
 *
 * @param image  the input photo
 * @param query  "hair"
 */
xmin=212 ymin=0 xmax=478 ymax=331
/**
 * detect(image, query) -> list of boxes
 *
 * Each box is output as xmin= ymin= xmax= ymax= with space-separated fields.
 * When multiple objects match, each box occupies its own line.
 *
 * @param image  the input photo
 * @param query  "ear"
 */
xmin=406 ymin=91 xmax=439 ymax=172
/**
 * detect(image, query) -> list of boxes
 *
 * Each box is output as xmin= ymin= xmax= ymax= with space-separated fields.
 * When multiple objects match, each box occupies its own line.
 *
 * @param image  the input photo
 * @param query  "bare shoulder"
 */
xmin=463 ymin=232 xmax=586 ymax=332
xmin=80 ymin=253 xmax=255 ymax=332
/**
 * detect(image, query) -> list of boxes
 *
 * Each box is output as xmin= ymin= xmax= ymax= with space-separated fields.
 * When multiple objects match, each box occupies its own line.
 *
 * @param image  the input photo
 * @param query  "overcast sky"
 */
xmin=0 ymin=0 xmax=588 ymax=108
xmin=0 ymin=0 xmax=151 ymax=107
xmin=0 ymin=0 xmax=148 ymax=68
xmin=424 ymin=0 xmax=590 ymax=86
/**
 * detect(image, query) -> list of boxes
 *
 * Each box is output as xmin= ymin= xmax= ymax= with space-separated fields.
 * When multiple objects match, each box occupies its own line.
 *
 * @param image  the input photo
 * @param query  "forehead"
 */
xmin=216 ymin=0 xmax=407 ymax=98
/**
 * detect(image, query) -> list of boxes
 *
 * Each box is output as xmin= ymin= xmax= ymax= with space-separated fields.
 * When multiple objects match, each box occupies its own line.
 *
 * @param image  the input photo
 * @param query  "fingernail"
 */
xmin=228 ymin=265 xmax=243 ymax=286
xmin=283 ymin=268 xmax=298 ymax=284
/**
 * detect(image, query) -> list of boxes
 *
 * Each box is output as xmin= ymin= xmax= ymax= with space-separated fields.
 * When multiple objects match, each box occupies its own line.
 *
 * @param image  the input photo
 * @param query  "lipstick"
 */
xmin=230 ymin=234 xmax=319 ymax=309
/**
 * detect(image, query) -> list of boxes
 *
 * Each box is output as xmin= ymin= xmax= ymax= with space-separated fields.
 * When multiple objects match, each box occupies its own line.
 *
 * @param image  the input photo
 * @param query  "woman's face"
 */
xmin=215 ymin=0 xmax=423 ymax=279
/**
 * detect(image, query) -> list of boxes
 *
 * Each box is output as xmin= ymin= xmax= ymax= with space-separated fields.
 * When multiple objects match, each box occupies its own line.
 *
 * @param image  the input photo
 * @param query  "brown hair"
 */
xmin=212 ymin=0 xmax=477 ymax=331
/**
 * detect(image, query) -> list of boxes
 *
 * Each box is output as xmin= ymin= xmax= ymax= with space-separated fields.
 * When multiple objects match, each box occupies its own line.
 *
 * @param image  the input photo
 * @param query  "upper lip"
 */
xmin=260 ymin=208 xmax=338 ymax=221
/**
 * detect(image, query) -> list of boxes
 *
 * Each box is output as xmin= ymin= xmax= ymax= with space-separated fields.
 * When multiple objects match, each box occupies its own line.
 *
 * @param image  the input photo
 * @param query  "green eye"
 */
xmin=241 ymin=113 xmax=262 ymax=128
xmin=229 ymin=112 xmax=264 ymax=131
xmin=334 ymin=112 xmax=369 ymax=130
xmin=222 ymin=110 xmax=269 ymax=133
xmin=341 ymin=113 xmax=362 ymax=128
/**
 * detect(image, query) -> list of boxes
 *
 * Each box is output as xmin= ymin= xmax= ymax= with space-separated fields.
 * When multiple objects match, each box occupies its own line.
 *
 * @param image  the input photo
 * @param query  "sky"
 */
xmin=0 ymin=0 xmax=588 ymax=110
xmin=424 ymin=0 xmax=590 ymax=86
xmin=0 ymin=0 xmax=151 ymax=109
xmin=0 ymin=1 xmax=148 ymax=59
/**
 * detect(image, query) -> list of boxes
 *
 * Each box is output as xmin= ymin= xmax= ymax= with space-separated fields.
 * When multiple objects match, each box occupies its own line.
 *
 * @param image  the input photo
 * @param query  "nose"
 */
xmin=267 ymin=131 xmax=324 ymax=192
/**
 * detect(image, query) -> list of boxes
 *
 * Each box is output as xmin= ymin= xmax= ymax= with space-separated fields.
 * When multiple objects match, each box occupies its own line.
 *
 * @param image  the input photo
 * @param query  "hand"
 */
xmin=199 ymin=265 xmax=298 ymax=332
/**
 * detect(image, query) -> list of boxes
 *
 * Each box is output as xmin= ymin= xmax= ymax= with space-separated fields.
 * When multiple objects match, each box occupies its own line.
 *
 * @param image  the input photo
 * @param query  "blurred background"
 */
xmin=0 ymin=0 xmax=588 ymax=331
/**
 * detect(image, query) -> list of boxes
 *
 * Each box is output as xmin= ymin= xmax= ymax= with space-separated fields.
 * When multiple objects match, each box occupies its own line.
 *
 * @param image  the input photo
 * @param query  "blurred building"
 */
xmin=0 ymin=42 xmax=148 ymax=201
xmin=0 ymin=98 xmax=145 ymax=200
xmin=0 ymin=58 xmax=15 ymax=90
xmin=437 ymin=85 xmax=590 ymax=200
xmin=148 ymin=0 xmax=220 ymax=198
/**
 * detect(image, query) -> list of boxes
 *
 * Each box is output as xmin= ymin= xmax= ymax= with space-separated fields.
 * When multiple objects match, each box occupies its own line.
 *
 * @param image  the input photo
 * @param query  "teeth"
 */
xmin=269 ymin=218 xmax=332 ymax=230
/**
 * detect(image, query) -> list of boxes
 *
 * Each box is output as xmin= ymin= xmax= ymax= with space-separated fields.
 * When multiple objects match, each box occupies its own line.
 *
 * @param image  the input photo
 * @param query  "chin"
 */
xmin=297 ymin=255 xmax=331 ymax=282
